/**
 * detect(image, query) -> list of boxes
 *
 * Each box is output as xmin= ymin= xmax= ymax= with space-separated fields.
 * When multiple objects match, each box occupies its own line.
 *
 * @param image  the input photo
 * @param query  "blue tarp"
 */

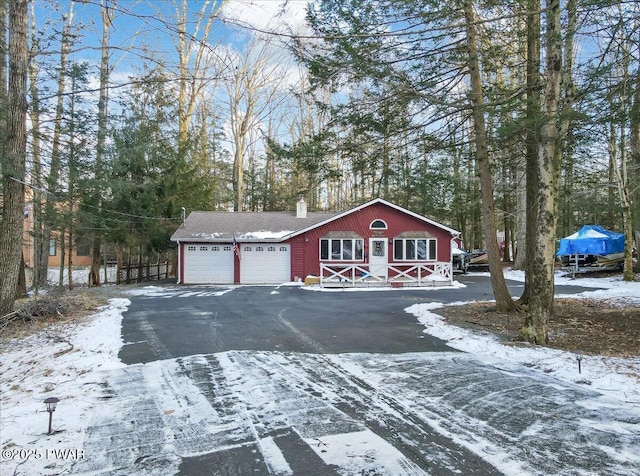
xmin=557 ymin=225 xmax=625 ymax=256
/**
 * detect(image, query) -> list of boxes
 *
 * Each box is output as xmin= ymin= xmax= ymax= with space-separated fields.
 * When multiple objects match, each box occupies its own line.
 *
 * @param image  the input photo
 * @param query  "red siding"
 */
xmin=285 ymin=202 xmax=454 ymax=278
xmin=289 ymin=237 xmax=305 ymax=281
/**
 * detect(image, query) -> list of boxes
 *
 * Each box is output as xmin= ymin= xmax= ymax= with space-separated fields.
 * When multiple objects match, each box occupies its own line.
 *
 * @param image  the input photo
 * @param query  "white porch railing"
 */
xmin=319 ymin=262 xmax=453 ymax=287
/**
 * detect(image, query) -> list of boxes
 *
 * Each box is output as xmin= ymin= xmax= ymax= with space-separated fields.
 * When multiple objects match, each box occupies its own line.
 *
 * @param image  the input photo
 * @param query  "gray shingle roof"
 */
xmin=171 ymin=211 xmax=339 ymax=242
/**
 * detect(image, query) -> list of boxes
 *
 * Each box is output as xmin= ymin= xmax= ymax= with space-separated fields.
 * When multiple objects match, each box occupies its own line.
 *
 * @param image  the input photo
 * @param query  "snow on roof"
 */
xmin=171 ymin=211 xmax=337 ymax=242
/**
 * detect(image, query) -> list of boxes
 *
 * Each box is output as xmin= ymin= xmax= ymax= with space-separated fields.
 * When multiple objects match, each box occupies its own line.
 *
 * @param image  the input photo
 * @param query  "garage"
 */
xmin=183 ymin=244 xmax=234 ymax=284
xmin=240 ymin=244 xmax=290 ymax=284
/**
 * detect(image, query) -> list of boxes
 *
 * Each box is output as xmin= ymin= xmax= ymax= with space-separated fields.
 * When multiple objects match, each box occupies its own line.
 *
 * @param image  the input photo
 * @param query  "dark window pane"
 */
xmin=405 ymin=240 xmax=416 ymax=260
xmin=394 ymin=240 xmax=403 ymax=260
xmin=429 ymin=239 xmax=437 ymax=260
xmin=320 ymin=239 xmax=329 ymax=260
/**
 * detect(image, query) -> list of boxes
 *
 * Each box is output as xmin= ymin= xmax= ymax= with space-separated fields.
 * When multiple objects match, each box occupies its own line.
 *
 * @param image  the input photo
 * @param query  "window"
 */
xmin=320 ymin=238 xmax=364 ymax=261
xmin=244 ymin=246 xmax=252 ymax=252
xmin=224 ymin=246 xmax=232 ymax=251
xmin=372 ymin=240 xmax=385 ymax=257
xmin=76 ymin=239 xmax=90 ymax=257
xmin=212 ymin=246 xmax=219 ymax=251
xmin=370 ymin=219 xmax=387 ymax=229
xmin=268 ymin=246 xmax=276 ymax=251
xmin=280 ymin=246 xmax=287 ymax=252
xmin=256 ymin=246 xmax=264 ymax=251
xmin=200 ymin=246 xmax=207 ymax=251
xmin=49 ymin=238 xmax=57 ymax=256
xmin=394 ymin=238 xmax=437 ymax=261
xmin=188 ymin=245 xmax=196 ymax=251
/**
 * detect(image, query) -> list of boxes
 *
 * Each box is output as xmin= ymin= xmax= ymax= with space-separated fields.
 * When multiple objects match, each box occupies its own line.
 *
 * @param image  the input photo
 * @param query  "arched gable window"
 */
xmin=370 ymin=219 xmax=388 ymax=230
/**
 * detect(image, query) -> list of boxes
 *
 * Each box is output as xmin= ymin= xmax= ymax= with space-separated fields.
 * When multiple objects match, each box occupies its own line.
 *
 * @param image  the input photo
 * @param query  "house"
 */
xmin=170 ymin=198 xmax=460 ymax=286
xmin=22 ymin=197 xmax=93 ymax=270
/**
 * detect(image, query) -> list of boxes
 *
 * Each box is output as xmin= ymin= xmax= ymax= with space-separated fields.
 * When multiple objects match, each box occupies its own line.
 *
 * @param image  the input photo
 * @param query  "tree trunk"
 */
xmin=502 ymin=163 xmax=512 ymax=262
xmin=614 ymin=43 xmax=637 ymax=281
xmin=518 ymin=0 xmax=541 ymax=297
xmin=40 ymin=3 xmax=74 ymax=288
xmin=559 ymin=0 xmax=577 ymax=238
xmin=520 ymin=0 xmax=562 ymax=345
xmin=0 ymin=0 xmax=28 ymax=315
xmin=0 ymin=0 xmax=6 ymax=157
xmin=513 ymin=158 xmax=527 ymax=269
xmin=28 ymin=0 xmax=44 ymax=295
xmin=463 ymin=0 xmax=515 ymax=312
xmin=67 ymin=210 xmax=74 ymax=290
xmin=17 ymin=255 xmax=27 ymax=299
xmin=89 ymin=0 xmax=112 ymax=288
xmin=629 ymin=40 xmax=640 ymax=273
xmin=233 ymin=131 xmax=246 ymax=211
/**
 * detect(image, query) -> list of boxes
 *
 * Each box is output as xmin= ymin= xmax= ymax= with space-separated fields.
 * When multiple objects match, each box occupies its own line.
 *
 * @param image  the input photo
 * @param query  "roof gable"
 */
xmin=282 ymin=198 xmax=459 ymax=239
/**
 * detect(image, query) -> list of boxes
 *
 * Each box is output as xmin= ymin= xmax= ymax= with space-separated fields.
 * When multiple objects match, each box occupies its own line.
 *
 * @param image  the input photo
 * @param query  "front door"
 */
xmin=369 ymin=238 xmax=388 ymax=277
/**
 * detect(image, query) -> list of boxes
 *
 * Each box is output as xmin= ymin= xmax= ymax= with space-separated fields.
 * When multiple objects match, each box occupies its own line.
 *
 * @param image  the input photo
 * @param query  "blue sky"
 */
xmin=31 ymin=1 xmax=313 ymax=154
xmin=32 ymin=1 xmax=309 ymax=75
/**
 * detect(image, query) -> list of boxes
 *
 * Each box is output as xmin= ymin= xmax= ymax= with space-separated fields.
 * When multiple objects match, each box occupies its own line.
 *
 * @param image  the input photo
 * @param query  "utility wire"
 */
xmin=10 ymin=176 xmax=182 ymax=222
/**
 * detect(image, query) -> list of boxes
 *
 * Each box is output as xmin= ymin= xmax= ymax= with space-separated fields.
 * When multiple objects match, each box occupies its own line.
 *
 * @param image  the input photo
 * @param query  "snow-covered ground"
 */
xmin=25 ymin=267 xmax=120 ymax=289
xmin=406 ymin=270 xmax=640 ymax=404
xmin=1 ymin=271 xmax=638 ymax=475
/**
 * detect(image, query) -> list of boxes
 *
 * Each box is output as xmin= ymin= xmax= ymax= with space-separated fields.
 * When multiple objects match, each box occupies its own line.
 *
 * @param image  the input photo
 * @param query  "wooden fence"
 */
xmin=117 ymin=261 xmax=172 ymax=284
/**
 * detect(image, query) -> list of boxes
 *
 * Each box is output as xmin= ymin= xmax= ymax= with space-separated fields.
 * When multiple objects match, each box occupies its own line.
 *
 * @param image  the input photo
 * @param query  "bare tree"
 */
xmin=171 ymin=0 xmax=223 ymax=156
xmin=27 ymin=0 xmax=45 ymax=294
xmin=88 ymin=0 xmax=114 ymax=288
xmin=0 ymin=0 xmax=28 ymax=315
xmin=38 ymin=2 xmax=75 ymax=289
xmin=222 ymin=39 xmax=288 ymax=211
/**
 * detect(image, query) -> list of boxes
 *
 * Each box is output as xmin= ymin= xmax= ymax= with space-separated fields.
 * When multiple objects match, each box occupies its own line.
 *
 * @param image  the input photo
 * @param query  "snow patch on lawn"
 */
xmin=0 ymin=299 xmax=129 ymax=475
xmin=407 ymin=272 xmax=640 ymax=404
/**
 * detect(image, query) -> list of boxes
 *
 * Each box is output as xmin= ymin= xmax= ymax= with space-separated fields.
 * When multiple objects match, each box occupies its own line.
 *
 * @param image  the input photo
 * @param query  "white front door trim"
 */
xmin=368 ymin=237 xmax=388 ymax=277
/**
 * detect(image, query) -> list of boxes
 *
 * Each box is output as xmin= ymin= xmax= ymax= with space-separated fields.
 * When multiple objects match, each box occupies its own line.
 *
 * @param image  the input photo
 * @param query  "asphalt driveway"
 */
xmin=66 ymin=276 xmax=640 ymax=476
xmin=118 ymin=275 xmax=589 ymax=363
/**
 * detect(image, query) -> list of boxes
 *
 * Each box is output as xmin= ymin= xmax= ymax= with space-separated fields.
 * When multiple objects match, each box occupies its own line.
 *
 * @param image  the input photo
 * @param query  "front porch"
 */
xmin=319 ymin=262 xmax=453 ymax=288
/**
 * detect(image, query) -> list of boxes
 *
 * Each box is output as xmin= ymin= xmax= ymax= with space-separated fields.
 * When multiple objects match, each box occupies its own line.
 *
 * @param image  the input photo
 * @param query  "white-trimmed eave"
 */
xmin=281 ymin=197 xmax=460 ymax=240
xmin=169 ymin=234 xmax=291 ymax=243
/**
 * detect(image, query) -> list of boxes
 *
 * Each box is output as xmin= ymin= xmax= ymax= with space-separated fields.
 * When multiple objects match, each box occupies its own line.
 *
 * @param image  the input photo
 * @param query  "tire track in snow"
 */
xmin=274 ymin=310 xmax=329 ymax=353
xmin=277 ymin=353 xmax=502 ymax=475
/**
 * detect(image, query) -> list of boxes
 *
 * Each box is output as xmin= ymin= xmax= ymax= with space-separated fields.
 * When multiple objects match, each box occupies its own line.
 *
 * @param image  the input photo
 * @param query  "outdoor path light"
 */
xmin=44 ymin=397 xmax=60 ymax=435
xmin=575 ymin=352 xmax=584 ymax=374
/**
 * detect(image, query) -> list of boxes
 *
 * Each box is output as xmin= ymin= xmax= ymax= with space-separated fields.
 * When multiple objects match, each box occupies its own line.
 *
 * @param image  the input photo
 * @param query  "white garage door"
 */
xmin=183 ymin=244 xmax=234 ymax=284
xmin=240 ymin=244 xmax=290 ymax=284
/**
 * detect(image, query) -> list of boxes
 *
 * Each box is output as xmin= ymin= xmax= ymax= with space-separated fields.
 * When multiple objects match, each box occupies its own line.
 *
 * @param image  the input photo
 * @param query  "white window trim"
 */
xmin=393 ymin=238 xmax=437 ymax=261
xmin=370 ymin=219 xmax=388 ymax=229
xmin=320 ymin=238 xmax=364 ymax=261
